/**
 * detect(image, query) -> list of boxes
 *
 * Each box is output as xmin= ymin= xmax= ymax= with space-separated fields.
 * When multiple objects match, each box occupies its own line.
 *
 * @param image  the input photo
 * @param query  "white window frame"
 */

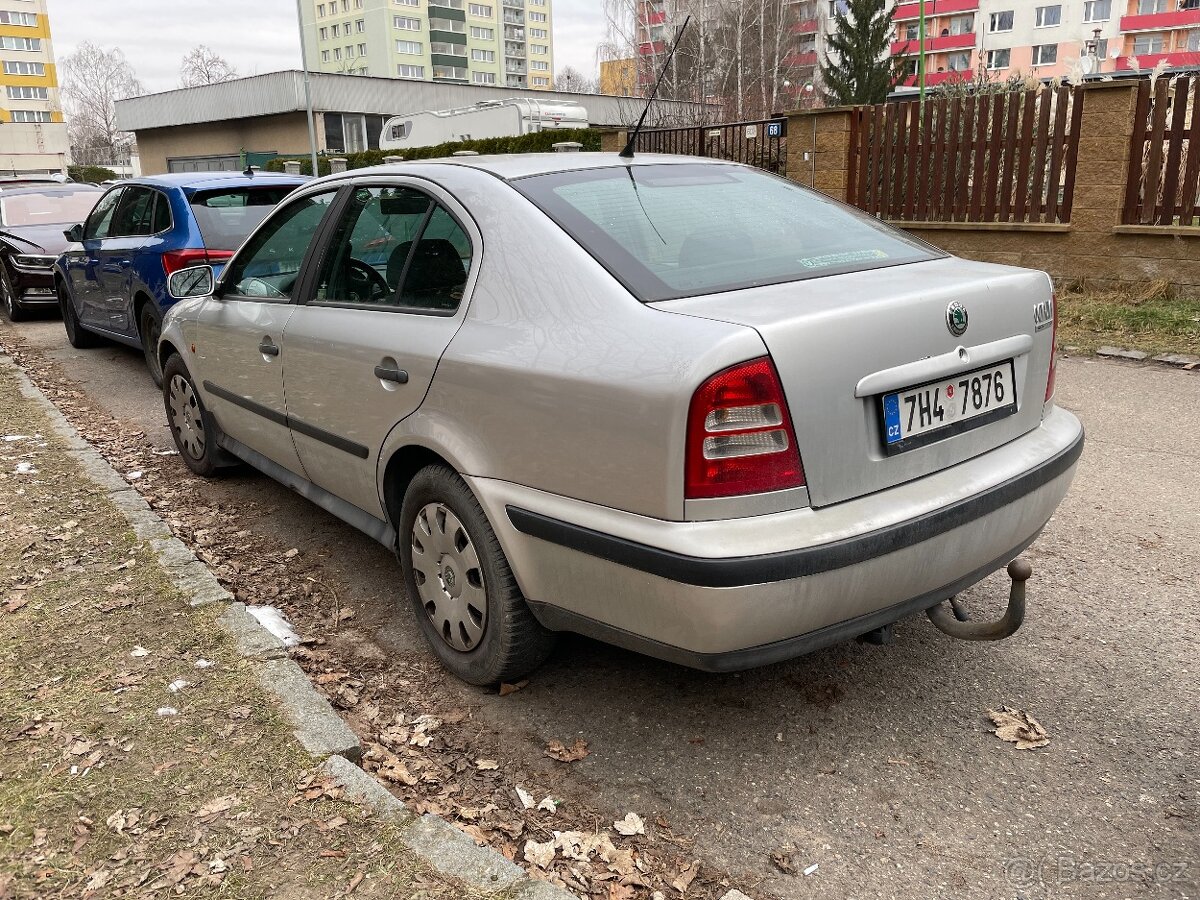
xmin=3 ymin=61 xmax=46 ymax=76
xmin=1132 ymin=33 xmax=1165 ymax=53
xmin=989 ymin=10 xmax=1014 ymax=31
xmin=470 ymin=25 xmax=494 ymax=38
xmin=397 ymin=39 xmax=424 ymax=53
xmin=986 ymin=48 xmax=1011 ymax=68
xmin=1083 ymin=0 xmax=1111 ymax=21
xmin=398 ymin=63 xmax=426 ymax=77
xmin=11 ymin=110 xmax=52 ymax=123
xmin=1034 ymin=5 xmax=1061 ymax=27
xmin=532 ymin=76 xmax=549 ymax=85
xmin=1031 ymin=42 xmax=1058 ymax=64
xmin=394 ymin=15 xmax=422 ymax=29
xmin=7 ymin=85 xmax=49 ymax=100
xmin=473 ymin=71 xmax=497 ymax=84
xmin=468 ymin=3 xmax=493 ymax=16
xmin=471 ymin=48 xmax=495 ymax=61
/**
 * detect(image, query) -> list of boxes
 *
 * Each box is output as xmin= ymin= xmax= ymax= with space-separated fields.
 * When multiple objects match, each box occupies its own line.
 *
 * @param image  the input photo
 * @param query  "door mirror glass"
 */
xmin=167 ymin=265 xmax=214 ymax=299
xmin=63 ymin=223 xmax=84 ymax=243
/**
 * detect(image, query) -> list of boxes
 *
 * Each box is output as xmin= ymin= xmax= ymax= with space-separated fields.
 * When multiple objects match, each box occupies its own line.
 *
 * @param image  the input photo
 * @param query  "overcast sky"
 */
xmin=47 ymin=0 xmax=605 ymax=94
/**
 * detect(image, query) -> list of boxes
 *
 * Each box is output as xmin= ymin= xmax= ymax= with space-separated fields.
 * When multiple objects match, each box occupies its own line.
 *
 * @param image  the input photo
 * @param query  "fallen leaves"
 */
xmin=193 ymin=795 xmax=240 ymax=822
xmin=613 ymin=812 xmax=645 ymax=837
xmin=545 ymin=737 xmax=590 ymax=763
xmin=475 ymin=759 xmax=500 ymax=771
xmin=671 ymin=861 xmax=700 ymax=893
xmin=987 ymin=706 xmax=1051 ymax=749
xmin=498 ymin=679 xmax=529 ymax=696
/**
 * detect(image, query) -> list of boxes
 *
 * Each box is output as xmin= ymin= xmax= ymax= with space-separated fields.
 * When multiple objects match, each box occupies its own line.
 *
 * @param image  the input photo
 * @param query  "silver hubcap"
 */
xmin=411 ymin=502 xmax=487 ymax=652
xmin=168 ymin=374 xmax=206 ymax=460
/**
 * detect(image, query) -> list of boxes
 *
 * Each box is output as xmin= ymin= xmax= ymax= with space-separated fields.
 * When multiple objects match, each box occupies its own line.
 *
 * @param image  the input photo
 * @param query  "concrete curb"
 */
xmin=0 ymin=351 xmax=579 ymax=899
xmin=1094 ymin=346 xmax=1199 ymax=368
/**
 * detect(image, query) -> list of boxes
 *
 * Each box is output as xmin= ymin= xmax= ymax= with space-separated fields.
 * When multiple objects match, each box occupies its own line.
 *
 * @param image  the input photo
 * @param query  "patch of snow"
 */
xmin=247 ymin=605 xmax=302 ymax=648
xmin=156 ymin=707 xmax=178 ymax=717
xmin=15 ymin=462 xmax=37 ymax=475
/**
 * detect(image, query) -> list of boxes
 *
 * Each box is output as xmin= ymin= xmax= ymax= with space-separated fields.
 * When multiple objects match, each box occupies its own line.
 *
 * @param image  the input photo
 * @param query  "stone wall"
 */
xmin=785 ymin=82 xmax=1200 ymax=297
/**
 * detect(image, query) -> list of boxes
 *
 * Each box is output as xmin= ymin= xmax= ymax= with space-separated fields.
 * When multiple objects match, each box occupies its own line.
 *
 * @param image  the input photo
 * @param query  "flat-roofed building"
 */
xmin=0 ymin=0 xmax=67 ymax=174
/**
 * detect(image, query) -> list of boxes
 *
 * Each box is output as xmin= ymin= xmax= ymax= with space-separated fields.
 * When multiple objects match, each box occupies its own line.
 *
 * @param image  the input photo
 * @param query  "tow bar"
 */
xmin=926 ymin=558 xmax=1032 ymax=641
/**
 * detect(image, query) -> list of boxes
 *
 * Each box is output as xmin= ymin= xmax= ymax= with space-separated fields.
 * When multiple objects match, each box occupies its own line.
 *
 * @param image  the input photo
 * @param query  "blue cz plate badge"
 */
xmin=882 ymin=359 xmax=1018 ymax=454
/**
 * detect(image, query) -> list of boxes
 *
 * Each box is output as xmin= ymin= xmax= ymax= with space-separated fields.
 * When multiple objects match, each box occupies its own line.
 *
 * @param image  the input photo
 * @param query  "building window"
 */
xmin=332 ymin=23 xmax=341 ymax=36
xmin=1081 ymin=37 xmax=1108 ymax=56
xmin=529 ymin=0 xmax=545 ymax=5
xmin=473 ymin=71 xmax=497 ymax=83
xmin=318 ymin=3 xmax=325 ymax=15
xmin=469 ymin=3 xmax=492 ymax=15
xmin=1136 ymin=0 xmax=1167 ymax=12
xmin=1181 ymin=0 xmax=1199 ymax=10
xmin=394 ymin=0 xmax=419 ymax=5
xmin=429 ymin=17 xmax=466 ymax=31
xmin=433 ymin=64 xmax=468 ymax=79
xmin=988 ymin=10 xmax=1014 ymax=31
xmin=357 ymin=42 xmax=368 ymax=55
xmin=397 ymin=39 xmax=423 ymax=53
xmin=986 ymin=48 xmax=1011 ymax=68
xmin=1031 ymin=42 xmax=1058 ymax=64
xmin=334 ymin=47 xmax=342 ymax=59
xmin=322 ymin=49 xmax=330 ymax=61
xmin=1083 ymin=0 xmax=1110 ymax=20
xmin=356 ymin=0 xmax=364 ymax=7
xmin=947 ymin=14 xmax=974 ymax=33
xmin=529 ymin=26 xmax=547 ymax=37
xmin=528 ymin=11 xmax=547 ymax=21
xmin=531 ymin=43 xmax=548 ymax=53
xmin=398 ymin=64 xmax=425 ymax=77
xmin=394 ymin=15 xmax=421 ymax=28
xmin=429 ymin=0 xmax=464 ymax=7
xmin=1034 ymin=5 xmax=1061 ymax=26
xmin=0 ymin=36 xmax=42 ymax=51
xmin=1187 ymin=28 xmax=1200 ymax=49
xmin=946 ymin=51 xmax=971 ymax=70
xmin=3 ymin=61 xmax=46 ymax=76
xmin=1132 ymin=33 xmax=1165 ymax=53
xmin=320 ymin=26 xmax=328 ymax=39
xmin=356 ymin=18 xmax=365 ymax=31
xmin=532 ymin=76 xmax=549 ymax=85
xmin=431 ymin=41 xmax=466 ymax=55
xmin=471 ymin=48 xmax=495 ymax=61
xmin=0 ymin=10 xmax=38 ymax=25
xmin=6 ymin=86 xmax=49 ymax=100
xmin=530 ymin=59 xmax=549 ymax=70
xmin=10 ymin=110 xmax=53 ymax=123
xmin=470 ymin=25 xmax=494 ymax=38
xmin=345 ymin=44 xmax=355 ymax=57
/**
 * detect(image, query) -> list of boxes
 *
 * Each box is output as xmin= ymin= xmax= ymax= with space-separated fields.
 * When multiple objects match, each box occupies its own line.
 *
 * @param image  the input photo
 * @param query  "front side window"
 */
xmin=83 ymin=188 xmax=124 ymax=240
xmin=109 ymin=187 xmax=158 ymax=238
xmin=223 ymin=191 xmax=338 ymax=299
xmin=514 ymin=164 xmax=941 ymax=302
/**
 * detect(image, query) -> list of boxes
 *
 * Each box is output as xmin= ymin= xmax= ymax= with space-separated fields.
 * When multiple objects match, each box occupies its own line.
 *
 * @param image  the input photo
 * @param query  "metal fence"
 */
xmin=847 ymin=87 xmax=1084 ymax=224
xmin=1123 ymin=76 xmax=1200 ymax=227
xmin=634 ymin=118 xmax=788 ymax=175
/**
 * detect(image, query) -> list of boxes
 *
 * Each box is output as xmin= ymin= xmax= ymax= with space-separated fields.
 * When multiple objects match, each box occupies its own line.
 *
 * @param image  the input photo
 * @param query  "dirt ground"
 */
xmin=2 ymin=317 xmax=1198 ymax=899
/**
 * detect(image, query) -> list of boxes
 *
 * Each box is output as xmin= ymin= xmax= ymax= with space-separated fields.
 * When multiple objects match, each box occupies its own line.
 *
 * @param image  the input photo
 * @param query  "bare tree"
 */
xmin=180 ymin=45 xmax=238 ymax=87
xmin=59 ymin=42 xmax=143 ymax=167
xmin=556 ymin=65 xmax=598 ymax=93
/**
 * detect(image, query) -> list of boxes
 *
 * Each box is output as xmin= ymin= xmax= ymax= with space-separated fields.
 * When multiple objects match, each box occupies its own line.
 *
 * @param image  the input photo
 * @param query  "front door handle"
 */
xmin=374 ymin=364 xmax=409 ymax=384
xmin=259 ymin=340 xmax=280 ymax=357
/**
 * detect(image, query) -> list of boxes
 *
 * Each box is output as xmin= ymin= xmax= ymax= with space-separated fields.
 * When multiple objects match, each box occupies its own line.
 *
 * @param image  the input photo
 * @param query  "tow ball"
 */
xmin=926 ymin=558 xmax=1032 ymax=641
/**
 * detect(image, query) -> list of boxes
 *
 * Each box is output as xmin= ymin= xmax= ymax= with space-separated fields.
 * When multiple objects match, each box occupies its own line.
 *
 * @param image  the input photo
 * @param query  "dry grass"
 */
xmin=0 ymin=365 xmax=479 ymax=899
xmin=1056 ymin=282 xmax=1200 ymax=357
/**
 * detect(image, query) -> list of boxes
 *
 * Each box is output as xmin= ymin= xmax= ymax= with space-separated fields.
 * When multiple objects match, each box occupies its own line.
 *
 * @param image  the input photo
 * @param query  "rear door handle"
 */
xmin=259 ymin=340 xmax=280 ymax=357
xmin=374 ymin=365 xmax=409 ymax=384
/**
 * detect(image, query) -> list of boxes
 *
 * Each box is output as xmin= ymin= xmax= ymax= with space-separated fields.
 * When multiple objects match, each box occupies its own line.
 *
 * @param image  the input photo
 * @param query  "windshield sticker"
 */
xmin=798 ymin=249 xmax=889 ymax=269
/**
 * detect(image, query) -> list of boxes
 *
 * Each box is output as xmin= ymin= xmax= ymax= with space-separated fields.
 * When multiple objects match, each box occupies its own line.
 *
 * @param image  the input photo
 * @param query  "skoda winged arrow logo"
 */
xmin=946 ymin=301 xmax=969 ymax=337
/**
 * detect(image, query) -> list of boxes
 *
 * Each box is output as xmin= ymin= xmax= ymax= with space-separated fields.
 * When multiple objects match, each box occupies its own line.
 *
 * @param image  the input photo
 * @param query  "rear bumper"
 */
xmin=469 ymin=405 xmax=1084 ymax=671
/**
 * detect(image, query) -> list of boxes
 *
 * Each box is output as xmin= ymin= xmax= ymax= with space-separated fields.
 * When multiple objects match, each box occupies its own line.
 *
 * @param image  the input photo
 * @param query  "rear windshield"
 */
xmin=189 ymin=187 xmax=297 ymax=250
xmin=514 ymin=164 xmax=942 ymax=301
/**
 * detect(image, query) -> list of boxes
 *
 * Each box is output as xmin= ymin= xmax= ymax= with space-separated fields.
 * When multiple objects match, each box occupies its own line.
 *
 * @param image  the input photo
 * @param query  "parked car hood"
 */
xmin=0 ymin=222 xmax=72 ymax=255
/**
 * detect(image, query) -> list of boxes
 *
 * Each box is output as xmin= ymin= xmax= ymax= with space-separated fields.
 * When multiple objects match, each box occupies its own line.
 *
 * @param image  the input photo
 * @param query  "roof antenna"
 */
xmin=620 ymin=15 xmax=692 ymax=160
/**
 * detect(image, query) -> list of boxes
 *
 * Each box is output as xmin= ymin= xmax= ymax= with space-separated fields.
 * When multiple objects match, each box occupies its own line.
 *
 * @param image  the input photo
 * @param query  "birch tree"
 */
xmin=59 ymin=43 xmax=143 ymax=166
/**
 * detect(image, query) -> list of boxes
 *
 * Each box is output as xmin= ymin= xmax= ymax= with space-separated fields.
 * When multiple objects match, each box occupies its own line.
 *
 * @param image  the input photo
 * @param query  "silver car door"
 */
xmin=281 ymin=183 xmax=476 ymax=519
xmin=192 ymin=188 xmax=341 ymax=475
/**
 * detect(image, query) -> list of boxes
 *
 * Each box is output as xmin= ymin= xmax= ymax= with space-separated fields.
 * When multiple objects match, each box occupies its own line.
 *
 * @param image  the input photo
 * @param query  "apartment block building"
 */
xmin=0 ymin=0 xmax=67 ymax=173
xmin=890 ymin=0 xmax=1199 ymax=88
xmin=300 ymin=0 xmax=555 ymax=100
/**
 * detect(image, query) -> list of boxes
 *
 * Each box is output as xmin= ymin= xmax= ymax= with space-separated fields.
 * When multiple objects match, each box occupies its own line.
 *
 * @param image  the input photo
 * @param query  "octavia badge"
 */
xmin=946 ymin=301 xmax=968 ymax=337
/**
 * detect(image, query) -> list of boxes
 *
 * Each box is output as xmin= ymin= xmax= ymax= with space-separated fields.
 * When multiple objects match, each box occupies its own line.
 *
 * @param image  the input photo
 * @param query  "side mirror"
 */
xmin=167 ymin=265 xmax=215 ymax=300
xmin=63 ymin=223 xmax=83 ymax=243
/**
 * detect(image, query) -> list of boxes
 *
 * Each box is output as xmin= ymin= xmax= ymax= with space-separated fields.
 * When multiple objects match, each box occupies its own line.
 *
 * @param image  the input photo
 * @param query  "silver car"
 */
xmin=157 ymin=154 xmax=1083 ymax=685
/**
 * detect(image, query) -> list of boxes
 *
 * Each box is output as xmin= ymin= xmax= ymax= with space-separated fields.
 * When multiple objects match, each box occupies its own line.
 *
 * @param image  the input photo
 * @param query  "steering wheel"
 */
xmin=345 ymin=258 xmax=392 ymax=303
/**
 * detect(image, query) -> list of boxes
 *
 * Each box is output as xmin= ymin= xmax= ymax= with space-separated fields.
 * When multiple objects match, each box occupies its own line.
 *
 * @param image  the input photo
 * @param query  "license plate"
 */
xmin=882 ymin=360 xmax=1017 ymax=453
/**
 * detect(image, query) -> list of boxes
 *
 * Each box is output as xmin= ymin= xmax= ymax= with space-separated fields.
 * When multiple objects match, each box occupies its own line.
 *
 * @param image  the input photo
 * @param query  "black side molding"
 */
xmin=202 ymin=380 xmax=370 ymax=460
xmin=508 ymin=427 xmax=1083 ymax=589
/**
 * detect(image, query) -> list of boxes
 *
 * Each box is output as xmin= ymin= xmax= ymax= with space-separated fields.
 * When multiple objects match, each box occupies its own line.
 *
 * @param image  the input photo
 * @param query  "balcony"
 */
xmin=1115 ymin=49 xmax=1200 ymax=67
xmin=900 ymin=68 xmax=970 ymax=86
xmin=894 ymin=0 xmax=979 ymax=21
xmin=646 ymin=10 xmax=666 ymax=24
xmin=1119 ymin=7 xmax=1200 ymax=30
xmin=783 ymin=49 xmax=819 ymax=66
xmin=503 ymin=12 xmax=524 ymax=24
xmin=790 ymin=17 xmax=818 ymax=33
xmin=890 ymin=31 xmax=975 ymax=54
xmin=502 ymin=0 xmax=524 ymax=6
xmin=638 ymin=39 xmax=666 ymax=54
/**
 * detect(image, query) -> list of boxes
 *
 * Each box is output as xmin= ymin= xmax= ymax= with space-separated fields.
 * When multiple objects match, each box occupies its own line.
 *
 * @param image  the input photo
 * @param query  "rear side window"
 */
xmin=190 ymin=186 xmax=298 ymax=251
xmin=514 ymin=164 xmax=942 ymax=301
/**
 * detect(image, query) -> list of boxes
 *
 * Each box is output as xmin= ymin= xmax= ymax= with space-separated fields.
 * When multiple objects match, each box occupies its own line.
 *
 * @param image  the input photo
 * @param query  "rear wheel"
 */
xmin=139 ymin=302 xmax=164 ymax=388
xmin=1 ymin=263 xmax=27 ymax=322
xmin=59 ymin=281 xmax=101 ymax=348
xmin=398 ymin=465 xmax=556 ymax=685
xmin=163 ymin=354 xmax=233 ymax=478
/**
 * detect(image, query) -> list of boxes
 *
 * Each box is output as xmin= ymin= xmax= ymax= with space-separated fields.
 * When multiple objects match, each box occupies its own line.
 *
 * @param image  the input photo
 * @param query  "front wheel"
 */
xmin=162 ymin=354 xmax=233 ymax=478
xmin=140 ymin=303 xmax=164 ymax=388
xmin=0 ymin=263 xmax=27 ymax=322
xmin=398 ymin=465 xmax=556 ymax=685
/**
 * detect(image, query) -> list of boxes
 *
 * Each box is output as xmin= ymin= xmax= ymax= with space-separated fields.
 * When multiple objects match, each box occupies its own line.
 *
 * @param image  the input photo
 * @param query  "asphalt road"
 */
xmin=9 ymin=315 xmax=1199 ymax=899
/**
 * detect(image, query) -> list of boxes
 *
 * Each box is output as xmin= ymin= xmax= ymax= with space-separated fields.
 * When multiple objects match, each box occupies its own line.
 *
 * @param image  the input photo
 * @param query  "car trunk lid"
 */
xmin=654 ymin=257 xmax=1055 ymax=508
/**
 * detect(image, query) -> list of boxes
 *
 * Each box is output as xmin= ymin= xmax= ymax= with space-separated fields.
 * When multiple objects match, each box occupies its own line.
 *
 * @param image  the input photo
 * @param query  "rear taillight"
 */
xmin=162 ymin=249 xmax=234 ymax=276
xmin=685 ymin=357 xmax=805 ymax=499
xmin=1045 ymin=292 xmax=1058 ymax=403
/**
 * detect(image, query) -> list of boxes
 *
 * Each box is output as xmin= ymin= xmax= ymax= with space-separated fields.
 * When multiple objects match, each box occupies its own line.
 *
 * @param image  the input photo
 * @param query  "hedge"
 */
xmin=262 ymin=128 xmax=601 ymax=176
xmin=67 ymin=164 xmax=119 ymax=183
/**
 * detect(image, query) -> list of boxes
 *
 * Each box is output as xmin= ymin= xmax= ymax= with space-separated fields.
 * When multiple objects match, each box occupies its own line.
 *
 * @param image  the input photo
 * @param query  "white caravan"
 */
xmin=379 ymin=98 xmax=588 ymax=150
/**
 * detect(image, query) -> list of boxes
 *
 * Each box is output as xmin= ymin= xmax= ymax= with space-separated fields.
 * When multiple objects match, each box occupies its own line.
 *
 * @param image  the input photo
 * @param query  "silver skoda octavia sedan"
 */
xmin=157 ymin=154 xmax=1083 ymax=685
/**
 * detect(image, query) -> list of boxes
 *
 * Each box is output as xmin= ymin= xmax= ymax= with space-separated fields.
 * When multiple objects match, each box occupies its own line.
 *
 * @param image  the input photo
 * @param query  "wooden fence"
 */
xmin=847 ymin=87 xmax=1084 ymax=224
xmin=1123 ymin=76 xmax=1200 ymax=226
xmin=634 ymin=118 xmax=787 ymax=175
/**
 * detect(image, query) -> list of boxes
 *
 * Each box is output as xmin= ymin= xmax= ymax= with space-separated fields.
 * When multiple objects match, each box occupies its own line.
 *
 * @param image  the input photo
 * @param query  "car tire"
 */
xmin=162 ymin=354 xmax=235 ymax=478
xmin=139 ymin=303 xmax=164 ymax=388
xmin=0 ymin=263 xmax=27 ymax=322
xmin=58 ymin=281 xmax=101 ymax=348
xmin=398 ymin=465 xmax=556 ymax=685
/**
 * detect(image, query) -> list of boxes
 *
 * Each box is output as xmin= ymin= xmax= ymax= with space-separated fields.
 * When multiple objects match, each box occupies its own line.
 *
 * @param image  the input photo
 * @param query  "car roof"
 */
xmin=0 ymin=183 xmax=104 ymax=198
xmin=312 ymin=152 xmax=728 ymax=184
xmin=128 ymin=172 xmax=311 ymax=191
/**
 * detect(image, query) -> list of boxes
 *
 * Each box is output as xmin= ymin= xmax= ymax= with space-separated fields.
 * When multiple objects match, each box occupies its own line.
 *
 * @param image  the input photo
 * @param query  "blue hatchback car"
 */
xmin=54 ymin=171 xmax=308 ymax=385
